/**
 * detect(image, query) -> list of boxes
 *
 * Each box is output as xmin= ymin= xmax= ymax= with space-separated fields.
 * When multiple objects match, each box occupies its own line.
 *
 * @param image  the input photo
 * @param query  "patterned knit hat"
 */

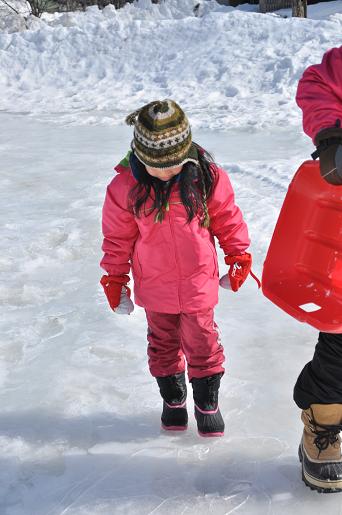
xmin=125 ymin=99 xmax=199 ymax=169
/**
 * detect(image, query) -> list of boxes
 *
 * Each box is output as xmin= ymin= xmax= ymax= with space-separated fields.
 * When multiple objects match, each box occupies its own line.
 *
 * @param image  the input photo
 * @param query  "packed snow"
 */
xmin=0 ymin=0 xmax=342 ymax=129
xmin=1 ymin=0 xmax=342 ymax=514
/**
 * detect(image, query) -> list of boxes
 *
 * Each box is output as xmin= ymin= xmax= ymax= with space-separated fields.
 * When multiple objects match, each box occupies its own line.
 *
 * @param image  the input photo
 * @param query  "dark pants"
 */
xmin=294 ymin=332 xmax=342 ymax=409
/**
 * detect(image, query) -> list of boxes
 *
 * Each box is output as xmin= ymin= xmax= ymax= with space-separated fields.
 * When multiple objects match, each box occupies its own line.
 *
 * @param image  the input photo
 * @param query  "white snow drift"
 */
xmin=0 ymin=0 xmax=341 ymax=129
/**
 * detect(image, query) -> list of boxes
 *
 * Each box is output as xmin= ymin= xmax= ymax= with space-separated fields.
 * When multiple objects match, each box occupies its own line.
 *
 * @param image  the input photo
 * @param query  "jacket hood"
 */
xmin=114 ymin=151 xmax=132 ymax=175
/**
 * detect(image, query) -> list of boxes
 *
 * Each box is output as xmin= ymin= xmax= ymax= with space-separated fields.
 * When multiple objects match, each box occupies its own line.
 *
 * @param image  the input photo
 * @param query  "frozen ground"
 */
xmin=1 ymin=112 xmax=339 ymax=515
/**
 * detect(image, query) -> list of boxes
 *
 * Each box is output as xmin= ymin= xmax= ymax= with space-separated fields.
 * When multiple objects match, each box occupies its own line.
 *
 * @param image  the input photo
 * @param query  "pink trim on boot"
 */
xmin=162 ymin=423 xmax=188 ymax=431
xmin=165 ymin=401 xmax=187 ymax=409
xmin=195 ymin=404 xmax=219 ymax=415
xmin=198 ymin=430 xmax=224 ymax=437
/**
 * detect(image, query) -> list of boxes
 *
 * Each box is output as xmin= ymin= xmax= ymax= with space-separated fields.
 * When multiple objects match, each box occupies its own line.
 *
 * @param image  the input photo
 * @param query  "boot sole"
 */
xmin=298 ymin=444 xmax=342 ymax=493
xmin=161 ymin=424 xmax=187 ymax=431
xmin=198 ymin=430 xmax=224 ymax=438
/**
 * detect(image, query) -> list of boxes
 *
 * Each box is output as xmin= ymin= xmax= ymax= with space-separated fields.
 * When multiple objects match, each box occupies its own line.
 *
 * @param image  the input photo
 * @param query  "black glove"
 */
xmin=314 ymin=127 xmax=342 ymax=185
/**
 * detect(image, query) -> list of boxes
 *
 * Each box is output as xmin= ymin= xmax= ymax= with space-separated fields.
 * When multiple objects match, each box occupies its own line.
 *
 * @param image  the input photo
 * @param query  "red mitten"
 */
xmin=224 ymin=253 xmax=252 ymax=292
xmin=100 ymin=274 xmax=131 ymax=311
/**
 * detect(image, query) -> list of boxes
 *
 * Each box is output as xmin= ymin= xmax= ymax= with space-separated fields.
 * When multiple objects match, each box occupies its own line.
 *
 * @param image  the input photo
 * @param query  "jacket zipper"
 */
xmin=167 ymin=210 xmax=182 ymax=311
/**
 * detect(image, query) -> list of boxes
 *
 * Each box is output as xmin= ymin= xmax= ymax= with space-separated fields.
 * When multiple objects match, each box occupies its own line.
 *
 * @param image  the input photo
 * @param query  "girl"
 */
xmin=100 ymin=99 xmax=252 ymax=437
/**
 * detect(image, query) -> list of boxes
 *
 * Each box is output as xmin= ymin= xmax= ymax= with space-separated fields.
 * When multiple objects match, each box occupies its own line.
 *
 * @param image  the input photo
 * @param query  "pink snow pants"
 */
xmin=146 ymin=309 xmax=225 ymax=380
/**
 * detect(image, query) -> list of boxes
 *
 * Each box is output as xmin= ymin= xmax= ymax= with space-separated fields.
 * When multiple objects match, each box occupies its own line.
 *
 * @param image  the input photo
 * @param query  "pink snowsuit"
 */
xmin=101 ymin=153 xmax=250 ymax=378
xmin=296 ymin=46 xmax=342 ymax=142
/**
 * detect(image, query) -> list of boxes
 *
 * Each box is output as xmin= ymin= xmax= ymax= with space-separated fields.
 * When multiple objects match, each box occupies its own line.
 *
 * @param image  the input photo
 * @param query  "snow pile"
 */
xmin=83 ymin=0 xmax=229 ymax=19
xmin=0 ymin=0 xmax=227 ymax=33
xmin=0 ymin=0 xmax=341 ymax=128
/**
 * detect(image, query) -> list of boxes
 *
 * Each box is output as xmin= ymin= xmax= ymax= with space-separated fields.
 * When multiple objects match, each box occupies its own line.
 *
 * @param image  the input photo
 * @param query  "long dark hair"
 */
xmin=129 ymin=143 xmax=216 ymax=227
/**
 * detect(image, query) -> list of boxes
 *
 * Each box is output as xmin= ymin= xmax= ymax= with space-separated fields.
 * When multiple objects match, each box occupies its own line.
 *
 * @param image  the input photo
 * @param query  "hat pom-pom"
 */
xmin=125 ymin=108 xmax=142 ymax=126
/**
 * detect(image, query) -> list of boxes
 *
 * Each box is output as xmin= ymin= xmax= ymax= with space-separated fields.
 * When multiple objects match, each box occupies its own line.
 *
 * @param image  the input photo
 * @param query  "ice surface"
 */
xmin=0 ymin=113 xmax=335 ymax=514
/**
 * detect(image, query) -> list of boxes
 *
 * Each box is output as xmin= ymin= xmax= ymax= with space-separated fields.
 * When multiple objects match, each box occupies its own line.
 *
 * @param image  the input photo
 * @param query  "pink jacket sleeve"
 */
xmin=100 ymin=173 xmax=139 ymax=276
xmin=208 ymin=166 xmax=250 ymax=256
xmin=296 ymin=46 xmax=342 ymax=142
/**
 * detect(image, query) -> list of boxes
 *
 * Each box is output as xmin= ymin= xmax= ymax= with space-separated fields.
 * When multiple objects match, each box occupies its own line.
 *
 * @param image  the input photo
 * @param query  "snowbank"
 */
xmin=0 ymin=0 xmax=341 ymax=129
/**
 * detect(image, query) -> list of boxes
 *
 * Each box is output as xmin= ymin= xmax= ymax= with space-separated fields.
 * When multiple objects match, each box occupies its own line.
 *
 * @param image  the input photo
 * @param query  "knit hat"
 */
xmin=125 ymin=99 xmax=199 ymax=169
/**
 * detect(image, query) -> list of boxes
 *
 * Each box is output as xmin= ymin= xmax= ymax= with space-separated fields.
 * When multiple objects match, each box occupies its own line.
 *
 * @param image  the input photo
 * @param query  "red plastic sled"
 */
xmin=262 ymin=160 xmax=342 ymax=333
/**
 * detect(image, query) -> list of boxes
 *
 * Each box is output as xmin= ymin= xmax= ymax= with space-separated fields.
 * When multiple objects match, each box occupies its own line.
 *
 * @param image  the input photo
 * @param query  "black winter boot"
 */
xmin=156 ymin=372 xmax=188 ymax=431
xmin=191 ymin=373 xmax=225 ymax=437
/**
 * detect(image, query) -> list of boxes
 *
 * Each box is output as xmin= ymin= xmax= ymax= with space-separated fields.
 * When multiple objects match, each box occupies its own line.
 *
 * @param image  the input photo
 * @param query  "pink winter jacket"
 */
xmin=100 ymin=155 xmax=250 ymax=314
xmin=296 ymin=46 xmax=342 ymax=142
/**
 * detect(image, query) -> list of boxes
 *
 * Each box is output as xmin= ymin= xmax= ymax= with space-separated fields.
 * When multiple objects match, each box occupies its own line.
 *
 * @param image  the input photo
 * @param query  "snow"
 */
xmin=0 ymin=0 xmax=31 ymax=32
xmin=1 ymin=1 xmax=342 ymax=513
xmin=0 ymin=0 xmax=341 ymax=129
xmin=275 ymin=0 xmax=342 ymax=19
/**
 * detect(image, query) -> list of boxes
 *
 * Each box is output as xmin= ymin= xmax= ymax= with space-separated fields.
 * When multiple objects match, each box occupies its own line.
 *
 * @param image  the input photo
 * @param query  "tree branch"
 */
xmin=0 ymin=0 xmax=20 ymax=15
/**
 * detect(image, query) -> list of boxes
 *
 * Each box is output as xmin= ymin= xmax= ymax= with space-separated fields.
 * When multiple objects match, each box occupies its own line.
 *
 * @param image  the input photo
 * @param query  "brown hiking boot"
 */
xmin=299 ymin=404 xmax=342 ymax=493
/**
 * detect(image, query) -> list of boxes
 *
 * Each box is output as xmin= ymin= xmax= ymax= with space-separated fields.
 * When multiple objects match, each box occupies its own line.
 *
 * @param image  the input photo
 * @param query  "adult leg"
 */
xmin=294 ymin=332 xmax=342 ymax=493
xmin=294 ymin=332 xmax=342 ymax=409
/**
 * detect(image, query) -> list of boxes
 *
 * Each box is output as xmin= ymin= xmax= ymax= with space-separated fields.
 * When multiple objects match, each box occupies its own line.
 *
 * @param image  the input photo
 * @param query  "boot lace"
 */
xmin=313 ymin=424 xmax=342 ymax=453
